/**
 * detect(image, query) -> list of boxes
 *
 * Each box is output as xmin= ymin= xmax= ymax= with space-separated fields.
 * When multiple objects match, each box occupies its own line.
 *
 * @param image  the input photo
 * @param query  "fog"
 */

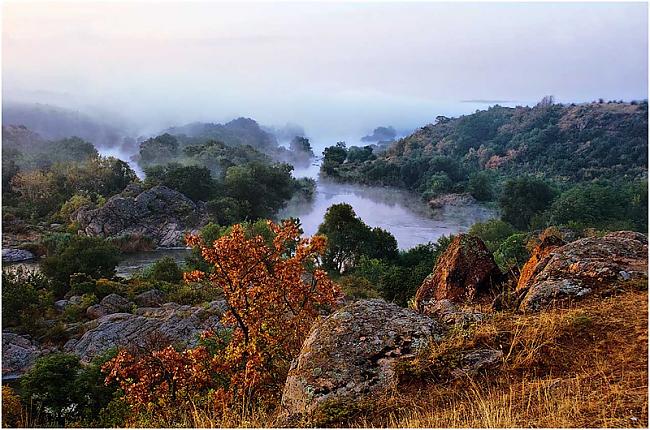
xmin=2 ymin=1 xmax=648 ymax=152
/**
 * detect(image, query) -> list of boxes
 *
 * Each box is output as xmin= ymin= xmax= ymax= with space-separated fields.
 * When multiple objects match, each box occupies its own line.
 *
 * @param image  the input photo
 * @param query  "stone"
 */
xmin=54 ymin=300 xmax=70 ymax=312
xmin=518 ymin=231 xmax=648 ymax=312
xmin=86 ymin=294 xmax=134 ymax=320
xmin=281 ymin=299 xmax=445 ymax=417
xmin=414 ymin=234 xmax=502 ymax=310
xmin=2 ymin=333 xmax=41 ymax=379
xmin=421 ymin=299 xmax=485 ymax=328
xmin=517 ymin=234 xmax=565 ymax=291
xmin=134 ymin=289 xmax=166 ymax=307
xmin=2 ymin=248 xmax=35 ymax=263
xmin=450 ymin=349 xmax=503 ymax=379
xmin=66 ymin=301 xmax=228 ymax=363
xmin=73 ymin=185 xmax=209 ymax=247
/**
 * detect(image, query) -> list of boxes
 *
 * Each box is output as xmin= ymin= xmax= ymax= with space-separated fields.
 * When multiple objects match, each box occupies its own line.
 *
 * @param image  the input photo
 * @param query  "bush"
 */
xmin=468 ymin=171 xmax=494 ymax=201
xmin=493 ymin=233 xmax=531 ymax=273
xmin=143 ymin=257 xmax=183 ymax=283
xmin=337 ymin=276 xmax=380 ymax=300
xmin=40 ymin=236 xmax=122 ymax=291
xmin=2 ymin=386 xmax=25 ymax=428
xmin=20 ymin=353 xmax=83 ymax=426
xmin=499 ymin=176 xmax=555 ymax=229
xmin=468 ymin=219 xmax=517 ymax=252
xmin=2 ymin=268 xmax=54 ymax=328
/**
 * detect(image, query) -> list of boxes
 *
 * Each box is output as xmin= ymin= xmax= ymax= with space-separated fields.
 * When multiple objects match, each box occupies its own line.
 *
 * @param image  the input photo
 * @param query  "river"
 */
xmin=277 ymin=159 xmax=496 ymax=250
xmin=5 ymin=158 xmax=496 ymax=278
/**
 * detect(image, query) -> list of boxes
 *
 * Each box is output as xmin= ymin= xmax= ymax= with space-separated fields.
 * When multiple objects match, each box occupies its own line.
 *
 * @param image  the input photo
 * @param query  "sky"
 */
xmin=2 ymin=1 xmax=648 ymax=141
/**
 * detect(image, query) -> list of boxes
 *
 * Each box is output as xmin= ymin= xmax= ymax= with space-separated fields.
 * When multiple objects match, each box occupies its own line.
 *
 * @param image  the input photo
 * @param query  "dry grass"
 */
xmin=353 ymin=288 xmax=648 ymax=428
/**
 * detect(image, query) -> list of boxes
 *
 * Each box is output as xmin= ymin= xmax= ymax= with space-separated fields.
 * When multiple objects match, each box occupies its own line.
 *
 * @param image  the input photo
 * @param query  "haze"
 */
xmin=2 ymin=1 xmax=648 ymax=143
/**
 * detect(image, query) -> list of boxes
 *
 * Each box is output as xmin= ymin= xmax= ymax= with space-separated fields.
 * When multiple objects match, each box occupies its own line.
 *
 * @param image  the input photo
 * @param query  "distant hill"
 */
xmin=164 ymin=117 xmax=278 ymax=152
xmin=324 ymin=101 xmax=648 ymax=191
xmin=2 ymin=102 xmax=128 ymax=150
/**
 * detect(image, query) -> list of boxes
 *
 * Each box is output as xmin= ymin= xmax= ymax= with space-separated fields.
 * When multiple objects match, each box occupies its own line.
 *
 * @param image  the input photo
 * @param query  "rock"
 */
xmin=66 ymin=301 xmax=227 ymax=362
xmin=134 ymin=289 xmax=166 ymax=307
xmin=517 ymin=234 xmax=565 ymax=291
xmin=73 ymin=185 xmax=208 ymax=247
xmin=519 ymin=231 xmax=648 ymax=312
xmin=421 ymin=299 xmax=485 ymax=327
xmin=2 ymin=248 xmax=35 ymax=263
xmin=429 ymin=193 xmax=477 ymax=209
xmin=414 ymin=234 xmax=502 ymax=310
xmin=450 ymin=349 xmax=503 ymax=379
xmin=281 ymin=299 xmax=444 ymax=417
xmin=69 ymin=295 xmax=83 ymax=305
xmin=2 ymin=333 xmax=41 ymax=379
xmin=86 ymin=294 xmax=133 ymax=320
xmin=54 ymin=300 xmax=70 ymax=312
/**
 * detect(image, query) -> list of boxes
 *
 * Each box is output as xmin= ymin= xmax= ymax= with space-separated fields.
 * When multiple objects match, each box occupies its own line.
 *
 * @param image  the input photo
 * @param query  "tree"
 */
xmin=289 ymin=136 xmax=314 ymax=156
xmin=468 ymin=219 xmax=517 ymax=252
xmin=468 ymin=171 xmax=494 ymax=201
xmin=20 ymin=353 xmax=83 ymax=426
xmin=321 ymin=142 xmax=347 ymax=175
xmin=40 ymin=236 xmax=122 ymax=291
xmin=139 ymin=133 xmax=179 ymax=166
xmin=499 ymin=176 xmax=555 ymax=229
xmin=145 ymin=164 xmax=214 ymax=201
xmin=105 ymin=220 xmax=341 ymax=413
xmin=144 ymin=256 xmax=183 ymax=283
xmin=317 ymin=203 xmax=372 ymax=272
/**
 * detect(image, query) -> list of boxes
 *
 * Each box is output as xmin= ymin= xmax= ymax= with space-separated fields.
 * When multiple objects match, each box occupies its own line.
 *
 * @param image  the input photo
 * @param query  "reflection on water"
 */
xmin=280 ymin=159 xmax=497 ymax=250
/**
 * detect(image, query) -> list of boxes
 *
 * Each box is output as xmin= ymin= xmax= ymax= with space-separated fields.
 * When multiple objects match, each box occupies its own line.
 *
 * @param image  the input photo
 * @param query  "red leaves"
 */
xmin=104 ymin=219 xmax=341 ymax=414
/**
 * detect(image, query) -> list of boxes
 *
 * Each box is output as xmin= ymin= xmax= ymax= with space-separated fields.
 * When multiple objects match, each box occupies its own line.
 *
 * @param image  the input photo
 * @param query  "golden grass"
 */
xmin=353 ymin=288 xmax=649 ymax=428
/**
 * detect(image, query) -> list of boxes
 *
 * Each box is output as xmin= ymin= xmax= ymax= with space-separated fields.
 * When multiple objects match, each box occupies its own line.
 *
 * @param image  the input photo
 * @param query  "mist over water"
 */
xmin=279 ymin=157 xmax=496 ymax=250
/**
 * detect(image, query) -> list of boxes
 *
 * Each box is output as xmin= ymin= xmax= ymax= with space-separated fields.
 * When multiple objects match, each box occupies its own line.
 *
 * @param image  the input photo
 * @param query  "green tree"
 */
xmin=145 ymin=164 xmax=214 ymax=201
xmin=499 ymin=176 xmax=555 ymax=229
xmin=468 ymin=219 xmax=517 ymax=252
xmin=20 ymin=353 xmax=83 ymax=426
xmin=144 ymin=256 xmax=183 ymax=283
xmin=317 ymin=203 xmax=371 ymax=272
xmin=468 ymin=171 xmax=494 ymax=201
xmin=40 ymin=236 xmax=122 ymax=292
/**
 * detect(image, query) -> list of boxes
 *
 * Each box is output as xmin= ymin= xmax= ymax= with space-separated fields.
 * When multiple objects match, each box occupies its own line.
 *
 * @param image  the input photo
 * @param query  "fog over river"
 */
xmin=277 ymin=158 xmax=497 ymax=251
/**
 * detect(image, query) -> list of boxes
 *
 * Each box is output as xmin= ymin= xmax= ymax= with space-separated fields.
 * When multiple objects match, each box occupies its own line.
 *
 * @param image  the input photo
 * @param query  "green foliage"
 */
xmin=61 ymin=293 xmax=98 ymax=322
xmin=493 ymin=233 xmax=531 ymax=273
xmin=468 ymin=171 xmax=494 ymax=201
xmin=421 ymin=173 xmax=452 ymax=200
xmin=468 ymin=219 xmax=517 ymax=252
xmin=346 ymin=145 xmax=375 ymax=163
xmin=321 ymin=142 xmax=348 ymax=175
xmin=289 ymin=136 xmax=314 ymax=156
xmin=56 ymin=193 xmax=95 ymax=222
xmin=206 ymin=197 xmax=251 ymax=225
xmin=2 ymin=268 xmax=54 ymax=328
xmin=548 ymin=181 xmax=646 ymax=232
xmin=317 ymin=203 xmax=373 ymax=272
xmin=337 ymin=275 xmax=381 ymax=300
xmin=40 ymin=236 xmax=122 ymax=291
xmin=144 ymin=163 xmax=214 ymax=201
xmin=139 ymin=133 xmax=179 ymax=166
xmin=143 ymin=256 xmax=184 ymax=283
xmin=499 ymin=176 xmax=555 ymax=229
xmin=20 ymin=353 xmax=83 ymax=425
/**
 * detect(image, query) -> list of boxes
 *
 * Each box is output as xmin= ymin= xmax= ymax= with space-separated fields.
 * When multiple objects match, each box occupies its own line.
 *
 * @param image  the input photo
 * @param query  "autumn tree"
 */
xmin=104 ymin=219 xmax=341 ymax=417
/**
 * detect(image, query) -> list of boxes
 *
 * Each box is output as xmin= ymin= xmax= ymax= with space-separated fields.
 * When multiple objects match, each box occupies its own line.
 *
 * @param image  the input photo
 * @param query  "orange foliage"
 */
xmin=103 ymin=219 xmax=341 ymax=415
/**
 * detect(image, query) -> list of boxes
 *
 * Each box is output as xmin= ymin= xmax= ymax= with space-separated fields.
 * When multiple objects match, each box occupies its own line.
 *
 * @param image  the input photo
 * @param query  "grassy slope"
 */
xmin=353 ymin=286 xmax=648 ymax=428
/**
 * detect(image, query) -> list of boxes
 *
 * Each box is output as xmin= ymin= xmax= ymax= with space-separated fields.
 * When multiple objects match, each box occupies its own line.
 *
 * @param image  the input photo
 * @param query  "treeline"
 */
xmin=321 ymin=100 xmax=648 ymax=233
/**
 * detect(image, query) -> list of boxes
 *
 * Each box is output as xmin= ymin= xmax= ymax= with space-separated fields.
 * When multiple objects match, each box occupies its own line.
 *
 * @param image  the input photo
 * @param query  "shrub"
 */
xmin=338 ymin=276 xmax=380 ymax=300
xmin=493 ymin=233 xmax=531 ymax=273
xmin=40 ymin=235 xmax=122 ymax=291
xmin=468 ymin=219 xmax=517 ymax=252
xmin=2 ymin=386 xmax=25 ymax=428
xmin=143 ymin=257 xmax=183 ymax=283
xmin=499 ymin=176 xmax=555 ymax=229
xmin=2 ymin=268 xmax=54 ymax=328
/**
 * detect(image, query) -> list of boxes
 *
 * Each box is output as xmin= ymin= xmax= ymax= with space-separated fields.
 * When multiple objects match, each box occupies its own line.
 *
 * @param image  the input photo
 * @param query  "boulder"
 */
xmin=134 ymin=289 xmax=166 ymax=307
xmin=517 ymin=234 xmax=565 ymax=291
xmin=73 ymin=185 xmax=209 ymax=247
xmin=66 ymin=301 xmax=227 ymax=362
xmin=518 ymin=231 xmax=648 ymax=312
xmin=86 ymin=294 xmax=134 ymax=319
xmin=421 ymin=299 xmax=485 ymax=328
xmin=281 ymin=299 xmax=444 ymax=417
xmin=2 ymin=333 xmax=41 ymax=379
xmin=450 ymin=349 xmax=503 ymax=379
xmin=414 ymin=234 xmax=502 ymax=310
xmin=2 ymin=248 xmax=35 ymax=263
xmin=54 ymin=299 xmax=70 ymax=312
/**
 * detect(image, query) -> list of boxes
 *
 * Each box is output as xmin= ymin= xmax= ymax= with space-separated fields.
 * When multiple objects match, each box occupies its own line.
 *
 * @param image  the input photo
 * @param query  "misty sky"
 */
xmin=2 ymin=1 xmax=648 ymax=140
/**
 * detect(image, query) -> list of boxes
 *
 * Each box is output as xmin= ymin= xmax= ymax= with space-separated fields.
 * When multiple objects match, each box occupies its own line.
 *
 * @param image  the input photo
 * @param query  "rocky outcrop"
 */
xmin=421 ymin=299 xmax=485 ymax=328
xmin=281 ymin=299 xmax=444 ymax=417
xmin=134 ymin=289 xmax=165 ymax=307
xmin=73 ymin=185 xmax=208 ymax=247
xmin=518 ymin=231 xmax=648 ymax=312
xmin=86 ymin=294 xmax=134 ymax=319
xmin=517 ymin=234 xmax=565 ymax=291
xmin=2 ymin=248 xmax=35 ymax=263
xmin=2 ymin=333 xmax=41 ymax=379
xmin=65 ymin=301 xmax=227 ymax=362
xmin=414 ymin=234 xmax=502 ymax=310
